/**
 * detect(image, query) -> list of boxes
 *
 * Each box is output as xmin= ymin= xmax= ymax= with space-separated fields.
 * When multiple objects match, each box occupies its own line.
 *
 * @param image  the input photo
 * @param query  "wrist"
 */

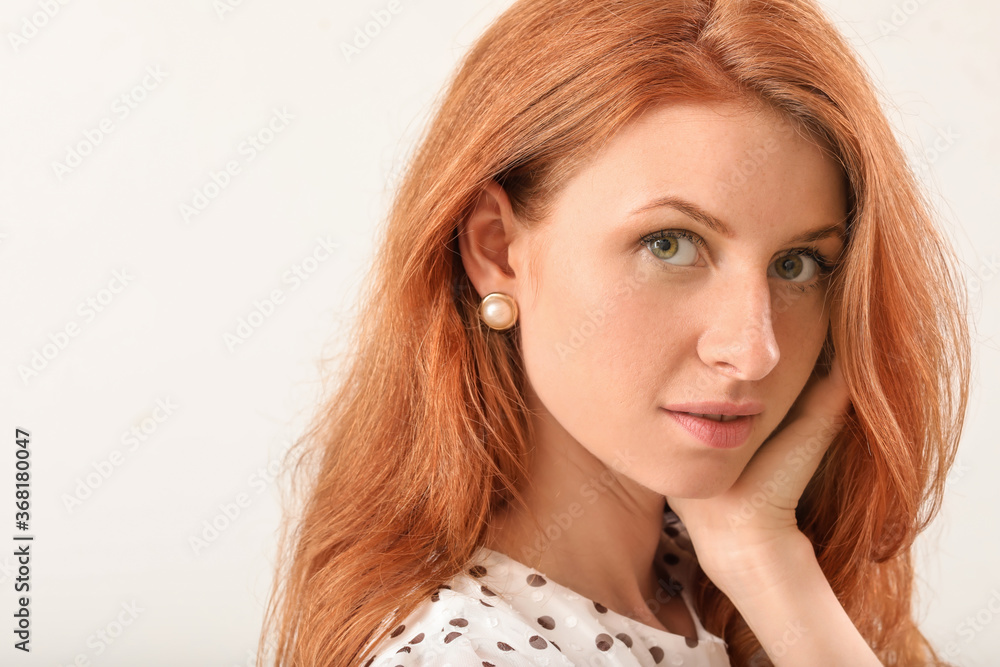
xmin=699 ymin=529 xmax=817 ymax=601
xmin=703 ymin=532 xmax=881 ymax=666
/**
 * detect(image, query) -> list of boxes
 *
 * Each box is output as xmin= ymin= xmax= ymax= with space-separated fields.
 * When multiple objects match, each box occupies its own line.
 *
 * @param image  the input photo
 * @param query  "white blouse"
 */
xmin=365 ymin=509 xmax=731 ymax=666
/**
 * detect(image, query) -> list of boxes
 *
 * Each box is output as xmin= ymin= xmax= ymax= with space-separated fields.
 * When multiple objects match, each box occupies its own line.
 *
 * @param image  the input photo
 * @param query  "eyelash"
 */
xmin=638 ymin=229 xmax=837 ymax=291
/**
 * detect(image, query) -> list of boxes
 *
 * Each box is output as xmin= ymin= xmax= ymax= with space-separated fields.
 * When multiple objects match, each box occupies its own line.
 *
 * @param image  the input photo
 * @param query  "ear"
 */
xmin=457 ymin=180 xmax=524 ymax=300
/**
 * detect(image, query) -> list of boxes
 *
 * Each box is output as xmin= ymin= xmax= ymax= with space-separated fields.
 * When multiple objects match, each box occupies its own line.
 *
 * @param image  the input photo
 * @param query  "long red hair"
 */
xmin=260 ymin=1 xmax=971 ymax=664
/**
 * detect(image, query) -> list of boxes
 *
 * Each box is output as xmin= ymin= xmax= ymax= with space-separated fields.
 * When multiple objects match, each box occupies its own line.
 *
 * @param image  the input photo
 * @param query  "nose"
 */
xmin=696 ymin=273 xmax=780 ymax=381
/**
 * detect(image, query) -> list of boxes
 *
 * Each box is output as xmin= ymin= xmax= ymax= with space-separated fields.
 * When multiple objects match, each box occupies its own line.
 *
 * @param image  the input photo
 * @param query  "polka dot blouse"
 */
xmin=362 ymin=509 xmax=731 ymax=666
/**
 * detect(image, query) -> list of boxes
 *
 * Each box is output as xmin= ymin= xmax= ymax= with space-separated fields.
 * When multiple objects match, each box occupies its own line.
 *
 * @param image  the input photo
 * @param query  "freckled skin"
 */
xmin=460 ymin=99 xmax=847 ymax=631
xmin=506 ymin=100 xmax=847 ymax=499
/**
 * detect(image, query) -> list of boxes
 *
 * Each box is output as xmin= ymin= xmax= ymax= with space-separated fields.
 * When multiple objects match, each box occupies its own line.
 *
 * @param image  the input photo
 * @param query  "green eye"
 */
xmin=643 ymin=231 xmax=700 ymax=266
xmin=770 ymin=253 xmax=824 ymax=283
xmin=639 ymin=228 xmax=837 ymax=285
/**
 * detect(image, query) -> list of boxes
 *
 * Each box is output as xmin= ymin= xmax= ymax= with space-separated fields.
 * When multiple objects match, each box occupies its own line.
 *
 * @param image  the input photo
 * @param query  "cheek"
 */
xmin=765 ymin=292 xmax=832 ymax=417
xmin=520 ymin=257 xmax=679 ymax=384
xmin=773 ymin=289 xmax=830 ymax=365
xmin=516 ymin=259 xmax=673 ymax=440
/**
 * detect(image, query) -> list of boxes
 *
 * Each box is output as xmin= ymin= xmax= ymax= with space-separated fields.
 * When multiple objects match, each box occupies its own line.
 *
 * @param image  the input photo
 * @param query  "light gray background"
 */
xmin=1 ymin=0 xmax=996 ymax=665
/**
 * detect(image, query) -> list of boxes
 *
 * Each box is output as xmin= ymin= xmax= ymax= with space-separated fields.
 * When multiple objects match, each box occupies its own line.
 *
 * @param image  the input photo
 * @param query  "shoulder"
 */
xmin=363 ymin=573 xmax=574 ymax=667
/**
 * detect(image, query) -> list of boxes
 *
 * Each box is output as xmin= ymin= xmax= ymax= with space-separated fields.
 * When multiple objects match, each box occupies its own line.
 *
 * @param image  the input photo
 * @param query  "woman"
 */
xmin=260 ymin=0 xmax=970 ymax=664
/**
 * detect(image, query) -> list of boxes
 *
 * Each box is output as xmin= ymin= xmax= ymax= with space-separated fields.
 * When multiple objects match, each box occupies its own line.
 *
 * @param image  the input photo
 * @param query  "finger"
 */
xmin=740 ymin=355 xmax=852 ymax=501
xmin=785 ymin=354 xmax=851 ymax=430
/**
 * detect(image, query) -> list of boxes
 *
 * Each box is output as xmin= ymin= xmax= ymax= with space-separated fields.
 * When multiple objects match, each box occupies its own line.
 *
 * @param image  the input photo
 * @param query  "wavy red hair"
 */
xmin=259 ymin=1 xmax=971 ymax=664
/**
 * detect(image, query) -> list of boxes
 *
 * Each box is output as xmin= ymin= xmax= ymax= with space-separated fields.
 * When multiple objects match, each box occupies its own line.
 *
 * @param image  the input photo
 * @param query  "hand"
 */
xmin=666 ymin=355 xmax=852 ymax=592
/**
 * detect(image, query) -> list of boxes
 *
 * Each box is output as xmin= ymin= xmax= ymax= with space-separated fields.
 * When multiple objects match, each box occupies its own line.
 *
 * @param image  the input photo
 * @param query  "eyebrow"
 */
xmin=628 ymin=195 xmax=846 ymax=245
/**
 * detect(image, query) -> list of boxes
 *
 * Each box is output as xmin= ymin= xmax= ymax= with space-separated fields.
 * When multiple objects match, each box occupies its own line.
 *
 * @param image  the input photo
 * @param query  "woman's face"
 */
xmin=506 ymin=100 xmax=848 ymax=498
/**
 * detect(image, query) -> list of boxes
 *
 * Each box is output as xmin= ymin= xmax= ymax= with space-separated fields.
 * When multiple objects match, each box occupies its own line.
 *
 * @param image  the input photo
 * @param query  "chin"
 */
xmin=662 ymin=458 xmax=749 ymax=497
xmin=665 ymin=485 xmax=728 ymax=501
xmin=654 ymin=474 xmax=738 ymax=501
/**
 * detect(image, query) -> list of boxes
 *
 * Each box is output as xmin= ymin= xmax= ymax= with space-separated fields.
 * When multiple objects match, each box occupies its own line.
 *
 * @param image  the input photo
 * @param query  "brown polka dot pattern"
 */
xmin=526 ymin=573 xmax=546 ymax=587
xmin=659 ymin=574 xmax=684 ymax=597
xmin=363 ymin=508 xmax=729 ymax=665
xmin=429 ymin=584 xmax=451 ymax=603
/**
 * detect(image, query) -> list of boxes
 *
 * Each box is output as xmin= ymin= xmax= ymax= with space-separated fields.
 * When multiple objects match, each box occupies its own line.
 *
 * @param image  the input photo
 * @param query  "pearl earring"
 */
xmin=478 ymin=292 xmax=518 ymax=331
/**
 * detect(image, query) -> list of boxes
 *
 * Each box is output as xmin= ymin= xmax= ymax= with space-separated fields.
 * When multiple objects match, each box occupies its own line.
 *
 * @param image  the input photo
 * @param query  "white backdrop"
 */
xmin=1 ymin=0 xmax=996 ymax=665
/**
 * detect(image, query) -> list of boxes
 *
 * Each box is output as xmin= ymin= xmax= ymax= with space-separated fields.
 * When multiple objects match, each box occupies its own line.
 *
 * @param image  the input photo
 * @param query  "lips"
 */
xmin=684 ymin=412 xmax=740 ymax=422
xmin=663 ymin=409 xmax=755 ymax=449
xmin=662 ymin=400 xmax=764 ymax=417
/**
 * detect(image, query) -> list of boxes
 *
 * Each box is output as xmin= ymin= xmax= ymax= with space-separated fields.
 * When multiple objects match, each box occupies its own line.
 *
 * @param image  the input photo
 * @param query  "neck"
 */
xmin=483 ymin=387 xmax=669 ymax=626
